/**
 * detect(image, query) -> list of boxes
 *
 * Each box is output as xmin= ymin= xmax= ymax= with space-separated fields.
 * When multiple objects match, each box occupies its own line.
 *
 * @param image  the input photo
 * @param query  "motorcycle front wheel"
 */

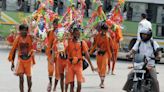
xmin=132 ymin=82 xmax=139 ymax=92
xmin=132 ymin=81 xmax=145 ymax=92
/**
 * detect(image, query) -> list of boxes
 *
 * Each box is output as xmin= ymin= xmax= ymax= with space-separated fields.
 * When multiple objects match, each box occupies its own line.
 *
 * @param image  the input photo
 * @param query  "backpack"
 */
xmin=138 ymin=40 xmax=155 ymax=53
xmin=137 ymin=40 xmax=159 ymax=62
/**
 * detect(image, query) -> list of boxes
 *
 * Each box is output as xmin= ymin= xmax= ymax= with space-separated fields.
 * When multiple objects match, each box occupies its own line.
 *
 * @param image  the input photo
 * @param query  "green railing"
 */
xmin=122 ymin=20 xmax=164 ymax=39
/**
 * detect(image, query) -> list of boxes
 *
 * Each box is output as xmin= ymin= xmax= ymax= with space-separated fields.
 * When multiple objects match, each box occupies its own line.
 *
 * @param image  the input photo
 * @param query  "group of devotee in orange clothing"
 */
xmin=8 ymin=18 xmax=123 ymax=92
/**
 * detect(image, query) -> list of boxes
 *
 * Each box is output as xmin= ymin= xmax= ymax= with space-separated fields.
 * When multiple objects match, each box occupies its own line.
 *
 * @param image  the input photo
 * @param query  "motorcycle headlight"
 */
xmin=134 ymin=62 xmax=144 ymax=70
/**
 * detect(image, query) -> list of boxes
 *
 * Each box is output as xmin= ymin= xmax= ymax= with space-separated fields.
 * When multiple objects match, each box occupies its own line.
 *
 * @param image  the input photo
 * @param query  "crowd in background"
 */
xmin=0 ymin=0 xmax=113 ymax=18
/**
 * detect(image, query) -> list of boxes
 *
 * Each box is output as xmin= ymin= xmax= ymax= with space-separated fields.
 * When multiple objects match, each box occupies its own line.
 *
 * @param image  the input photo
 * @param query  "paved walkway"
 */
xmin=0 ymin=49 xmax=164 ymax=92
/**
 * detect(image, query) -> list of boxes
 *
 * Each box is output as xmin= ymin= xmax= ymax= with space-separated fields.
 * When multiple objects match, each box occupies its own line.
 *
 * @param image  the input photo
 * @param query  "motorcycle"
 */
xmin=130 ymin=54 xmax=153 ymax=92
xmin=125 ymin=47 xmax=163 ymax=92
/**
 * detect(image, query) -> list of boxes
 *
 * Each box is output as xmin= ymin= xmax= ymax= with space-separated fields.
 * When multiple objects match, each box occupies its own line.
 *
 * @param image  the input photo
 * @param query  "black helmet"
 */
xmin=140 ymin=28 xmax=152 ymax=42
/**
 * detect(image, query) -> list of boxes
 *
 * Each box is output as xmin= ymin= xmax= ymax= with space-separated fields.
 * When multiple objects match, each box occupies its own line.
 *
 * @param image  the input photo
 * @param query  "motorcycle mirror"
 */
xmin=156 ymin=47 xmax=164 ymax=53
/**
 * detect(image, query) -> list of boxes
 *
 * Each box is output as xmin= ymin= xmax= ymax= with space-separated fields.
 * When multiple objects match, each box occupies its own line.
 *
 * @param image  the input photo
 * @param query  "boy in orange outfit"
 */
xmin=65 ymin=27 xmax=95 ymax=92
xmin=50 ymin=27 xmax=68 ymax=92
xmin=107 ymin=23 xmax=123 ymax=75
xmin=90 ymin=22 xmax=113 ymax=88
xmin=46 ymin=18 xmax=59 ymax=92
xmin=8 ymin=24 xmax=34 ymax=92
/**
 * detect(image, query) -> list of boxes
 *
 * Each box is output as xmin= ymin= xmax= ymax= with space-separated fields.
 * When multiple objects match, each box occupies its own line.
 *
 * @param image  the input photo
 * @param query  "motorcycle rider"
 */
xmin=123 ymin=28 xmax=161 ymax=92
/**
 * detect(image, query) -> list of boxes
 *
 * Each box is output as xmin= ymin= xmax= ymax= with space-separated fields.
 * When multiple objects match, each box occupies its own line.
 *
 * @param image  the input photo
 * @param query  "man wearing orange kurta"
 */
xmin=108 ymin=25 xmax=123 ymax=75
xmin=90 ymin=22 xmax=113 ymax=88
xmin=65 ymin=27 xmax=95 ymax=92
xmin=8 ymin=24 xmax=34 ymax=92
xmin=46 ymin=18 xmax=59 ymax=92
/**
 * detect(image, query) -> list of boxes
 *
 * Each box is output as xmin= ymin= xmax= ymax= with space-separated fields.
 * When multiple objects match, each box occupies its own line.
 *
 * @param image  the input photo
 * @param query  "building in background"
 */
xmin=0 ymin=0 xmax=6 ymax=10
xmin=125 ymin=0 xmax=164 ymax=37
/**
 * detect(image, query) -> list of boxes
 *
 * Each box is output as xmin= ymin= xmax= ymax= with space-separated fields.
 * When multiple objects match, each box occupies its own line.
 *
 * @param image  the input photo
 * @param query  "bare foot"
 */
xmin=47 ymin=83 xmax=52 ymax=92
xmin=53 ymin=89 xmax=56 ymax=92
xmin=128 ymin=64 xmax=133 ymax=69
xmin=28 ymin=89 xmax=32 ymax=92
xmin=99 ymin=83 xmax=105 ymax=89
xmin=28 ymin=90 xmax=32 ymax=92
xmin=53 ymin=87 xmax=57 ymax=92
xmin=107 ymin=70 xmax=110 ymax=75
xmin=128 ymin=65 xmax=133 ymax=69
xmin=111 ymin=72 xmax=115 ymax=75
xmin=94 ymin=68 xmax=98 ymax=72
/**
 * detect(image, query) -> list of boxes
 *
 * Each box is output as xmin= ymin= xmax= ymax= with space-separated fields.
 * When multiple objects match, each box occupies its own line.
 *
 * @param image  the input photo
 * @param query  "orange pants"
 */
xmin=15 ymin=58 xmax=32 ymax=76
xmin=54 ymin=60 xmax=60 ymax=80
xmin=65 ymin=62 xmax=83 ymax=84
xmin=47 ymin=60 xmax=60 ymax=80
xmin=47 ymin=55 xmax=61 ymax=80
xmin=58 ymin=57 xmax=68 ymax=74
xmin=48 ymin=60 xmax=54 ymax=77
xmin=96 ymin=53 xmax=109 ymax=77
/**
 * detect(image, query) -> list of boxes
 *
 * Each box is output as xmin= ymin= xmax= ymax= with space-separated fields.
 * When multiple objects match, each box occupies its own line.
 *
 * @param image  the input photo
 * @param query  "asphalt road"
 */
xmin=0 ymin=49 xmax=164 ymax=92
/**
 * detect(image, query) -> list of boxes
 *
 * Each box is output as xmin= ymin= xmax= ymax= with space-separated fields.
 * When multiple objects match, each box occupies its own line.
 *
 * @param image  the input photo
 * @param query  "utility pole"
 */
xmin=24 ymin=0 xmax=29 ymax=12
